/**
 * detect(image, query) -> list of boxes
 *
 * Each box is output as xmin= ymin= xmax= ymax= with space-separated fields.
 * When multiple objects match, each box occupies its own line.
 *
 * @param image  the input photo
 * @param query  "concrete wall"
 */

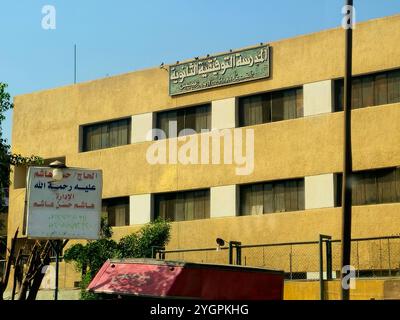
xmin=304 ymin=80 xmax=333 ymax=116
xmin=211 ymin=98 xmax=237 ymax=129
xmin=305 ymin=174 xmax=335 ymax=209
xmin=284 ymin=279 xmax=400 ymax=300
xmin=210 ymin=185 xmax=238 ymax=218
xmin=130 ymin=194 xmax=152 ymax=225
xmin=131 ymin=112 xmax=154 ymax=143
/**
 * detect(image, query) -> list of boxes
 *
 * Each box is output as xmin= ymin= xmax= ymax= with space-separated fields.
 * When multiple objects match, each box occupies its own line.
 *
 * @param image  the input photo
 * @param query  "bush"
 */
xmin=64 ymin=218 xmax=171 ymax=300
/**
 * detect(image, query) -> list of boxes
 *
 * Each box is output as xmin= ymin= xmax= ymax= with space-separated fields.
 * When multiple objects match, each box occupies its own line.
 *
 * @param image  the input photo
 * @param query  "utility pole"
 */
xmin=341 ymin=0 xmax=354 ymax=301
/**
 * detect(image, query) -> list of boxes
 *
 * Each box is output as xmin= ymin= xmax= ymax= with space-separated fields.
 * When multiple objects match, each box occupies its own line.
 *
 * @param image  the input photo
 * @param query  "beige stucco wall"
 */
xmin=131 ymin=112 xmax=153 ymax=143
xmin=304 ymin=80 xmax=333 ymax=116
xmin=284 ymin=279 xmax=399 ymax=300
xmin=305 ymin=174 xmax=335 ymax=209
xmin=211 ymin=98 xmax=237 ymax=129
xmin=210 ymin=185 xmax=238 ymax=218
xmin=129 ymin=194 xmax=152 ymax=225
xmin=7 ymin=15 xmax=400 ymax=250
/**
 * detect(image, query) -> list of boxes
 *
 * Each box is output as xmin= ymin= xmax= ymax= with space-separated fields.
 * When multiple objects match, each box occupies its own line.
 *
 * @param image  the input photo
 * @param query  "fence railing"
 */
xmin=155 ymin=236 xmax=400 ymax=280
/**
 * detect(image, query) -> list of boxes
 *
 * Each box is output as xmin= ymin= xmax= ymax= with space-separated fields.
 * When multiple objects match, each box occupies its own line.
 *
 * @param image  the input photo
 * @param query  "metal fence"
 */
xmin=156 ymin=236 xmax=400 ymax=280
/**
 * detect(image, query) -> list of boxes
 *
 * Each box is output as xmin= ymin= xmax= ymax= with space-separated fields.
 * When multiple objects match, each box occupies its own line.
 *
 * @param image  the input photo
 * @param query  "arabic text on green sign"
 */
xmin=169 ymin=45 xmax=270 ymax=96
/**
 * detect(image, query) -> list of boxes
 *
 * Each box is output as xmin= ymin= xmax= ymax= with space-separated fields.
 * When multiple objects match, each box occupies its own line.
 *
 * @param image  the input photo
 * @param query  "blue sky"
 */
xmin=1 ymin=0 xmax=399 ymax=145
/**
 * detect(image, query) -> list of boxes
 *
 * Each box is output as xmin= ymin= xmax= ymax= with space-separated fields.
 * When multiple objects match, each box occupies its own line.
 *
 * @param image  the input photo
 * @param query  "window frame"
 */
xmin=334 ymin=68 xmax=400 ymax=112
xmin=239 ymin=178 xmax=305 ymax=216
xmin=154 ymin=189 xmax=210 ymax=222
xmin=81 ymin=117 xmax=131 ymax=152
xmin=238 ymin=87 xmax=303 ymax=128
xmin=155 ymin=103 xmax=211 ymax=139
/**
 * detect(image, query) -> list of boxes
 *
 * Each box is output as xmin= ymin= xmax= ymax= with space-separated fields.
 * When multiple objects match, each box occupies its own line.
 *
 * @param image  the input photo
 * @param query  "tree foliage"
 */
xmin=64 ymin=218 xmax=171 ymax=299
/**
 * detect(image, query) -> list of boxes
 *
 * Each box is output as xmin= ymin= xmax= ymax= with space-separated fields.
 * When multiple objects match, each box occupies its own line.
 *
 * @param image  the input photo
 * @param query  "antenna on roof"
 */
xmin=74 ymin=44 xmax=77 ymax=84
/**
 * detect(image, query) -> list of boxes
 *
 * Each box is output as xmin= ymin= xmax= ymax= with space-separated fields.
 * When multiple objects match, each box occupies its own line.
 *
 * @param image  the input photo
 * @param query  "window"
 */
xmin=334 ymin=69 xmax=400 ymax=111
xmin=239 ymin=87 xmax=303 ymax=127
xmin=82 ymin=118 xmax=131 ymax=152
xmin=240 ymin=178 xmax=304 ymax=215
xmin=154 ymin=189 xmax=210 ymax=222
xmin=336 ymin=167 xmax=400 ymax=206
xmin=156 ymin=104 xmax=211 ymax=138
xmin=335 ymin=174 xmax=343 ymax=207
xmin=102 ymin=197 xmax=129 ymax=227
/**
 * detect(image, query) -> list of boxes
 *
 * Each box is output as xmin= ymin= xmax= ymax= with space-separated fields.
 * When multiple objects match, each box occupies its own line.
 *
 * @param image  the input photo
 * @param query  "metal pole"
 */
xmin=229 ymin=242 xmax=233 ymax=265
xmin=74 ymin=44 xmax=77 ymax=84
xmin=289 ymin=245 xmax=293 ymax=280
xmin=49 ymin=240 xmax=60 ymax=301
xmin=388 ymin=238 xmax=392 ymax=277
xmin=319 ymin=235 xmax=324 ymax=300
xmin=341 ymin=0 xmax=354 ymax=301
xmin=326 ymin=240 xmax=332 ymax=280
xmin=237 ymin=243 xmax=242 ymax=265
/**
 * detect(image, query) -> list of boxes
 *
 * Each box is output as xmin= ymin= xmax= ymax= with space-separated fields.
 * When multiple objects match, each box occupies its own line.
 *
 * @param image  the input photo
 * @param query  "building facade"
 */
xmin=7 ymin=15 xmax=400 ymax=285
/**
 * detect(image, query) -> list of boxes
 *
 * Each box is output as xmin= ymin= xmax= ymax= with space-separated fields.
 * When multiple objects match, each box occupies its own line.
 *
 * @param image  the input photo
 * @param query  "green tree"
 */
xmin=64 ymin=218 xmax=171 ymax=300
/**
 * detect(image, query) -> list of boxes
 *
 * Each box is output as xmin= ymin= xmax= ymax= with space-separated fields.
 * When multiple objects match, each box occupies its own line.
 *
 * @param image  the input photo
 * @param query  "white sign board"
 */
xmin=26 ymin=166 xmax=102 ymax=240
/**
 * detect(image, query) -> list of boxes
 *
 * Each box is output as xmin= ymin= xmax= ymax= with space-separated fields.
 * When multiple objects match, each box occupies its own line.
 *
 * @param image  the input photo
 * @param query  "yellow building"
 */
xmin=7 ymin=14 xmax=400 ymax=296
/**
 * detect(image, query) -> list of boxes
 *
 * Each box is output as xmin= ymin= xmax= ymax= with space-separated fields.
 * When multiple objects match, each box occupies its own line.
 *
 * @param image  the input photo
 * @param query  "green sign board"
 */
xmin=169 ymin=45 xmax=270 ymax=96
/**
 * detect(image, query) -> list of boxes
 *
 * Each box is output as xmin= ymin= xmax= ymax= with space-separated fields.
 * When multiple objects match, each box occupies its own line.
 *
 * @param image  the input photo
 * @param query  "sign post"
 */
xmin=25 ymin=165 xmax=102 ymax=300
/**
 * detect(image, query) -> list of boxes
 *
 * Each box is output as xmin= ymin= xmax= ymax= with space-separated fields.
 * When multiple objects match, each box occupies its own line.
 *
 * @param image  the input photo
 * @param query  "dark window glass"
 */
xmin=102 ymin=197 xmax=129 ymax=227
xmin=240 ymin=178 xmax=305 ymax=215
xmin=82 ymin=118 xmax=131 ymax=152
xmin=154 ymin=189 xmax=210 ymax=222
xmin=334 ymin=69 xmax=400 ymax=111
xmin=239 ymin=87 xmax=303 ymax=127
xmin=156 ymin=104 xmax=211 ymax=139
xmin=336 ymin=167 xmax=400 ymax=206
xmin=335 ymin=174 xmax=343 ymax=207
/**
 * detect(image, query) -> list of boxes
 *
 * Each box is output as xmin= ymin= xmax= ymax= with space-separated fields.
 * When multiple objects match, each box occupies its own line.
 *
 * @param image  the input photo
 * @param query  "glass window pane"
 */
xmin=240 ymin=95 xmax=264 ymax=126
xmin=296 ymin=88 xmax=304 ymax=117
xmin=109 ymin=122 xmax=119 ymax=147
xmin=271 ymin=91 xmax=284 ymax=122
xmin=175 ymin=193 xmax=185 ymax=222
xmin=274 ymin=181 xmax=285 ymax=212
xmin=334 ymin=79 xmax=344 ymax=112
xmin=361 ymin=76 xmax=374 ymax=108
xmin=102 ymin=197 xmax=129 ymax=226
xmin=284 ymin=180 xmax=298 ymax=212
xmin=154 ymin=189 xmax=209 ymax=222
xmin=240 ymin=185 xmax=251 ymax=216
xmin=250 ymin=184 xmax=263 ymax=215
xmin=263 ymin=183 xmax=274 ymax=213
xmin=396 ymin=168 xmax=400 ymax=202
xmin=114 ymin=205 xmax=127 ymax=227
xmin=352 ymin=174 xmax=364 ymax=206
xmin=374 ymin=73 xmax=388 ymax=106
xmin=184 ymin=108 xmax=196 ymax=133
xmin=283 ymin=89 xmax=297 ymax=120
xmin=297 ymin=179 xmax=305 ymax=210
xmin=377 ymin=169 xmax=397 ymax=203
xmin=388 ymin=70 xmax=400 ymax=104
xmin=352 ymin=78 xmax=362 ymax=109
xmin=195 ymin=105 xmax=211 ymax=133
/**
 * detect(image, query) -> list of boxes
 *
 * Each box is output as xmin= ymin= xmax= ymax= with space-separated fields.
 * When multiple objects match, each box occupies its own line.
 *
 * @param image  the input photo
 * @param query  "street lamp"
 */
xmin=48 ymin=160 xmax=68 ymax=301
xmin=49 ymin=160 xmax=66 ymax=181
xmin=215 ymin=238 xmax=242 ymax=265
